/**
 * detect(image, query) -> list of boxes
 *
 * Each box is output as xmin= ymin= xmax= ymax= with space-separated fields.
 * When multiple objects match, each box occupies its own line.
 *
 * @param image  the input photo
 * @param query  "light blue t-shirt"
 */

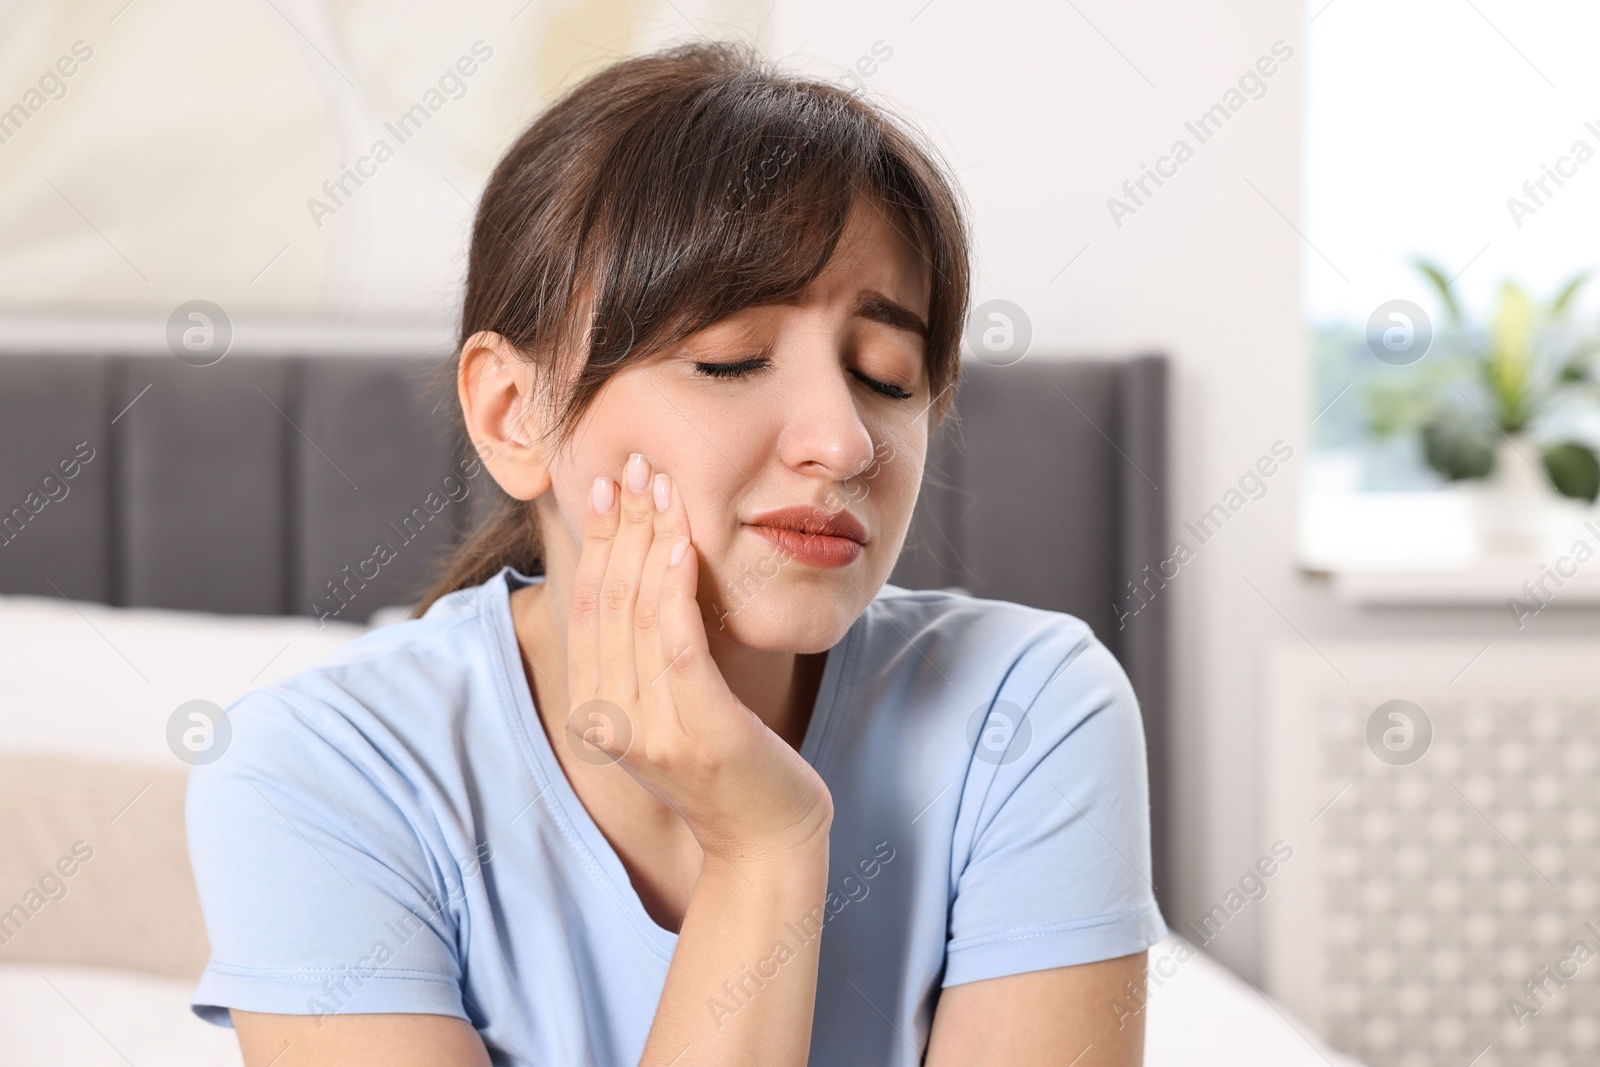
xmin=187 ymin=566 xmax=1166 ymax=1065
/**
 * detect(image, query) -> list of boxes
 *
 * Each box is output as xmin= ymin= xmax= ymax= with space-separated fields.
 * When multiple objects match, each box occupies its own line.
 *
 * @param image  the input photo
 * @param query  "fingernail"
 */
xmin=669 ymin=535 xmax=690 ymax=567
xmin=591 ymin=476 xmax=614 ymax=513
xmin=626 ymin=452 xmax=649 ymax=494
xmin=653 ymin=472 xmax=670 ymax=512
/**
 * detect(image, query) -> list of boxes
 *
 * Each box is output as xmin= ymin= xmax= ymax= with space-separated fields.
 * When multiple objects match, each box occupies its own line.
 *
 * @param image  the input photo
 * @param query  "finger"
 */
xmin=656 ymin=517 xmax=728 ymax=738
xmin=635 ymin=469 xmax=690 ymax=696
xmin=567 ymin=472 xmax=620 ymax=701
xmin=598 ymin=451 xmax=655 ymax=703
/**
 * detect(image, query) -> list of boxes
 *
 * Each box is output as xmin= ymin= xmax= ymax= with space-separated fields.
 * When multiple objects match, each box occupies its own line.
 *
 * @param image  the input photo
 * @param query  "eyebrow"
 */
xmin=854 ymin=291 xmax=929 ymax=338
xmin=768 ymin=289 xmax=929 ymax=338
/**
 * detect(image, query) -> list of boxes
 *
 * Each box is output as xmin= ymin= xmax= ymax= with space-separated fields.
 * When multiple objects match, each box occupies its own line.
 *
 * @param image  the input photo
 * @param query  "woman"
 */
xmin=187 ymin=39 xmax=1167 ymax=1067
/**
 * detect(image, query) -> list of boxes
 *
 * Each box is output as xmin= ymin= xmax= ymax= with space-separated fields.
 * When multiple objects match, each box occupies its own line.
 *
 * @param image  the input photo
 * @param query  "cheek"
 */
xmin=862 ymin=428 xmax=924 ymax=508
xmin=679 ymin=464 xmax=748 ymax=547
xmin=543 ymin=385 xmax=656 ymax=536
xmin=542 ymin=431 xmax=632 ymax=550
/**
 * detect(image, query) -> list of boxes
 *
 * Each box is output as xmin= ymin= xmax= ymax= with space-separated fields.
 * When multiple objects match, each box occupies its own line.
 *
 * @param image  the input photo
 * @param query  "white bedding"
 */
xmin=0 ymin=594 xmax=1364 ymax=1066
xmin=0 ymin=962 xmax=245 ymax=1067
xmin=0 ymin=935 xmax=1362 ymax=1066
xmin=1139 ymin=937 xmax=1365 ymax=1065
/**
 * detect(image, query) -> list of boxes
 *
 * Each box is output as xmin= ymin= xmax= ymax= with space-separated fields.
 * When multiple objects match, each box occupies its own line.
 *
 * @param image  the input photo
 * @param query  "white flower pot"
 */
xmin=1471 ymin=433 xmax=1548 ymax=557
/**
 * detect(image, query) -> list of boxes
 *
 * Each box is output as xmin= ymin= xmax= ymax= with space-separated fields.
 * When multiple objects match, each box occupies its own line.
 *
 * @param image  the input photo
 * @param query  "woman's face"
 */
xmin=536 ymin=197 xmax=934 ymax=654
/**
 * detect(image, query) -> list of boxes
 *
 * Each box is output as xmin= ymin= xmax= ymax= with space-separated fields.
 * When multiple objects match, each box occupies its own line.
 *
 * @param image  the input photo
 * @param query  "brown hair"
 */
xmin=416 ymin=39 xmax=971 ymax=613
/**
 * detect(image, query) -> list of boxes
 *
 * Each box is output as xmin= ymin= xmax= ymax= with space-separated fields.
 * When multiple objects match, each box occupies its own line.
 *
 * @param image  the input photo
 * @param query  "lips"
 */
xmin=744 ymin=505 xmax=867 ymax=544
xmin=744 ymin=504 xmax=867 ymax=569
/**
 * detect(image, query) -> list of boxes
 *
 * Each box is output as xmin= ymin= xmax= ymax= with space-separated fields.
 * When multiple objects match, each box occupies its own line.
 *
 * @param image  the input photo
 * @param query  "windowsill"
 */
xmin=1299 ymin=489 xmax=1600 ymax=606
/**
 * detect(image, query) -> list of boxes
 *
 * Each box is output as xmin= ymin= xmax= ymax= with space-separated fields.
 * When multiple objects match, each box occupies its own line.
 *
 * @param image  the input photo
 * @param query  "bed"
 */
xmin=0 ymin=345 xmax=1361 ymax=1065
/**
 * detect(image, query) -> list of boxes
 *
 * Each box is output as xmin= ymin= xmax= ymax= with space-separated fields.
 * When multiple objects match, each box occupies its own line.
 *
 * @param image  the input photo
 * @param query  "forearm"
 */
xmin=639 ymin=843 xmax=830 ymax=1067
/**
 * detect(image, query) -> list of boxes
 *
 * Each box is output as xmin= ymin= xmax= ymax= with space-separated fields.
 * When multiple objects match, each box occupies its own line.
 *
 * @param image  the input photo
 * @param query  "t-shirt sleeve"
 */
xmin=941 ymin=624 xmax=1168 ymax=988
xmin=185 ymin=689 xmax=468 ymax=1026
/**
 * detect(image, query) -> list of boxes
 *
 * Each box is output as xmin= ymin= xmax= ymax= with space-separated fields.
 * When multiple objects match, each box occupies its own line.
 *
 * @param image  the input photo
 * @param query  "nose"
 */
xmin=774 ymin=361 xmax=879 ymax=484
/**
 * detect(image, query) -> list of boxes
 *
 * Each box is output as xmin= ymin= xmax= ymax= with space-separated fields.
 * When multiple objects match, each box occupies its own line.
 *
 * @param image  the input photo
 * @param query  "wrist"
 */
xmin=697 ymin=833 xmax=830 ymax=892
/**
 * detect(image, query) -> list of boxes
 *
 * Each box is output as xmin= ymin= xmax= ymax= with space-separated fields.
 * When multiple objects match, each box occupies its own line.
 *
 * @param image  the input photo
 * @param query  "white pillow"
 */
xmin=0 ymin=595 xmax=368 ymax=766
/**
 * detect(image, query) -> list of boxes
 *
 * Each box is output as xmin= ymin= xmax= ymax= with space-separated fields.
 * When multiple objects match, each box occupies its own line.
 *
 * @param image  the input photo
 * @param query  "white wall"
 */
xmin=1304 ymin=0 xmax=1600 ymax=326
xmin=0 ymin=0 xmax=1376 ymax=984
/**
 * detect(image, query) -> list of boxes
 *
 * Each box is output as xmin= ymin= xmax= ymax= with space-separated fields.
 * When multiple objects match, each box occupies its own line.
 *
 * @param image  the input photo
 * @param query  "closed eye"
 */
xmin=692 ymin=356 xmax=772 ymax=381
xmin=692 ymin=357 xmax=914 ymax=401
xmin=857 ymin=371 xmax=914 ymax=400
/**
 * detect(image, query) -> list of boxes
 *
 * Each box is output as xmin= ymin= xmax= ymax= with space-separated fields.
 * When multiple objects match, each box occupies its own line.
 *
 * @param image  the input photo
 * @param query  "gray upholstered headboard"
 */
xmin=0 ymin=349 xmax=1171 ymax=912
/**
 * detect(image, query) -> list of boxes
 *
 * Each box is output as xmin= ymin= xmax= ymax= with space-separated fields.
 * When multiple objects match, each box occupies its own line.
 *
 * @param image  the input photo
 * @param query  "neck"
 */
xmin=707 ymin=626 xmax=828 ymax=750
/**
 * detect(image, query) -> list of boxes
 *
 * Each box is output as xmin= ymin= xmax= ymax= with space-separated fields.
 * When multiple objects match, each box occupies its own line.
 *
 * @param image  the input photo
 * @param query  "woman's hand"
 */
xmin=566 ymin=451 xmax=834 ymax=872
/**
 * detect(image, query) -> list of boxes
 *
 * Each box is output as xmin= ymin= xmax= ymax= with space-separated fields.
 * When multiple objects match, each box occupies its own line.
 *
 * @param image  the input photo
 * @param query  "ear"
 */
xmin=458 ymin=331 xmax=551 ymax=501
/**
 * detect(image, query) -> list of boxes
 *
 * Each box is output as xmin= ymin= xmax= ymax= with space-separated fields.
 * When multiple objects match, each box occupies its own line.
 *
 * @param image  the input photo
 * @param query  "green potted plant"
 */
xmin=1363 ymin=259 xmax=1600 ymax=554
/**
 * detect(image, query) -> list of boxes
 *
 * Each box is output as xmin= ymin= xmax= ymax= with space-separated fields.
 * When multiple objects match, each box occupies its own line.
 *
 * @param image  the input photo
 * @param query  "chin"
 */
xmin=702 ymin=557 xmax=873 ymax=653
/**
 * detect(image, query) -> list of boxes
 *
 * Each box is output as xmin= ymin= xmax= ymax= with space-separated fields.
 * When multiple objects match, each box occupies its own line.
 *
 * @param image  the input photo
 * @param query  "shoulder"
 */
xmin=189 ymin=576 xmax=510 ymax=807
xmin=182 ymin=590 xmax=495 ymax=1023
xmin=863 ymin=581 xmax=1110 ymax=691
xmin=859 ymin=583 xmax=1142 ymax=764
